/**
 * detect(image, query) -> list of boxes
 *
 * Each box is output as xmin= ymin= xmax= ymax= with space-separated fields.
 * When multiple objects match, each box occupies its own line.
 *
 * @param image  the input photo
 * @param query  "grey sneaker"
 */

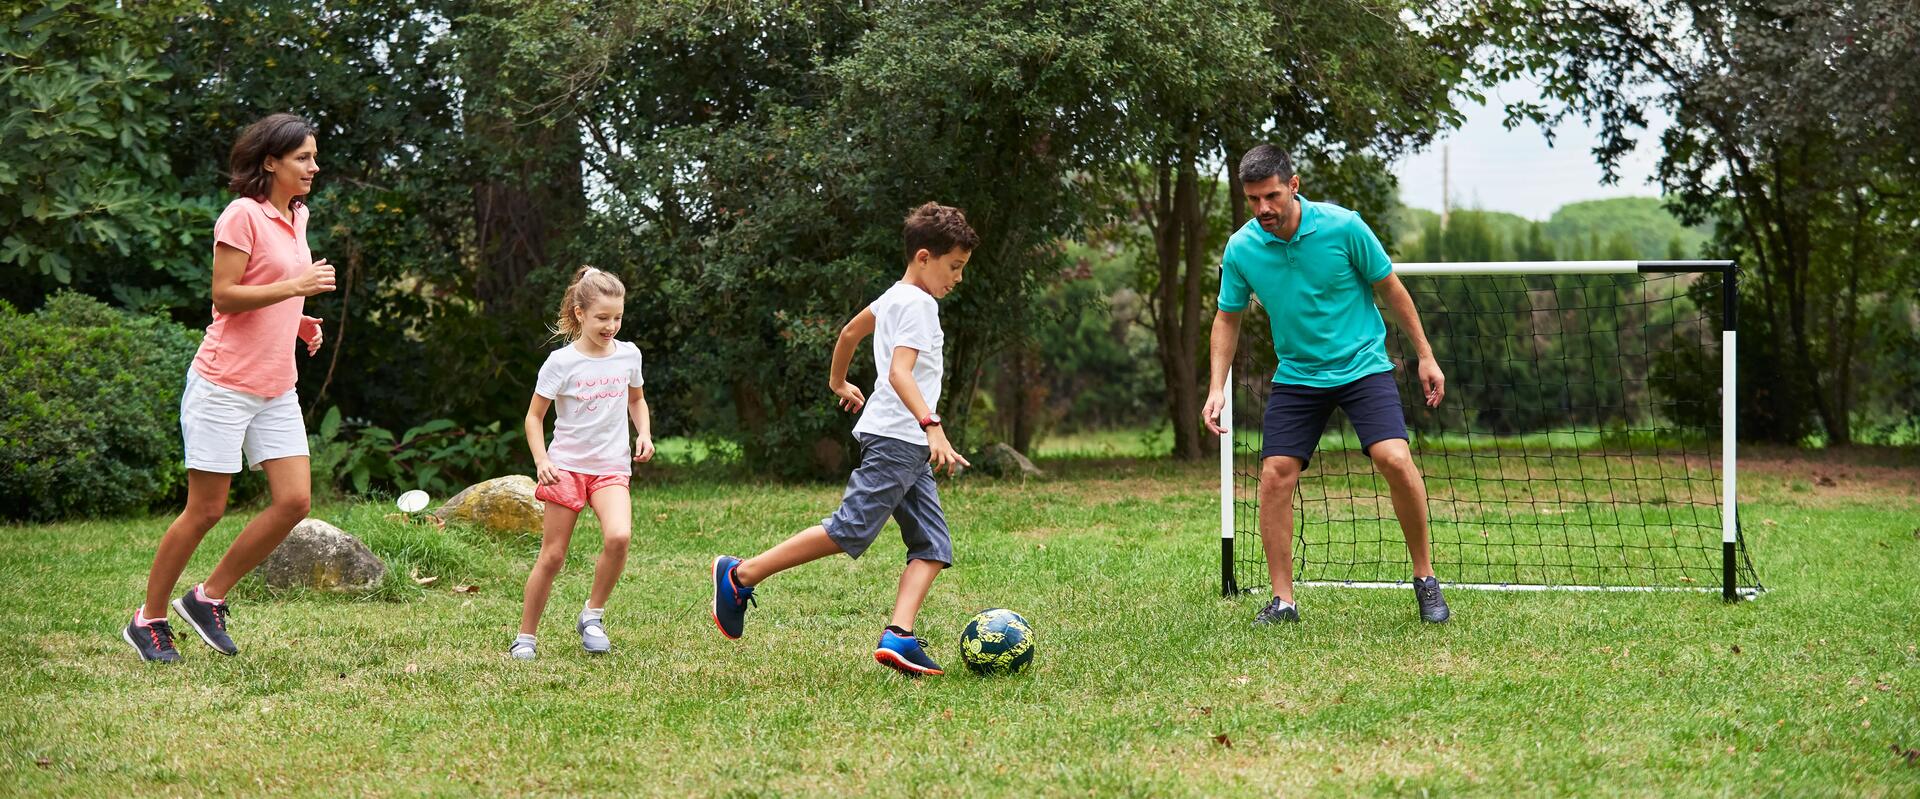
xmin=578 ymin=612 xmax=610 ymax=654
xmin=1414 ymin=576 xmax=1451 ymax=623
xmin=508 ymin=638 xmax=537 ymax=660
xmin=1252 ymin=597 xmax=1300 ymax=626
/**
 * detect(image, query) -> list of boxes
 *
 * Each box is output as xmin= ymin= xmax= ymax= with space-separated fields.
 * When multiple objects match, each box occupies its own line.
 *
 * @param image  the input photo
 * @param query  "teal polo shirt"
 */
xmin=1217 ymin=196 xmax=1394 ymax=387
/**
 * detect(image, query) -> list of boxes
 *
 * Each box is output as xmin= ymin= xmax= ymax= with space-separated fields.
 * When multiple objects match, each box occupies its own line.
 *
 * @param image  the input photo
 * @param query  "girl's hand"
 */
xmin=830 ymin=380 xmax=866 ymax=413
xmin=926 ymin=427 xmax=971 ymax=476
xmin=298 ymin=316 xmax=324 ymax=355
xmin=634 ymin=435 xmax=656 ymax=463
xmin=534 ymin=460 xmax=561 ymax=486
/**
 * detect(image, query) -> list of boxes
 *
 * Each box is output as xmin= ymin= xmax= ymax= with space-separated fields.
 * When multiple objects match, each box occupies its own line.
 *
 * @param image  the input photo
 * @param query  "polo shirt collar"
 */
xmin=1254 ymin=195 xmax=1320 ymax=245
xmin=254 ymin=196 xmax=301 ymax=229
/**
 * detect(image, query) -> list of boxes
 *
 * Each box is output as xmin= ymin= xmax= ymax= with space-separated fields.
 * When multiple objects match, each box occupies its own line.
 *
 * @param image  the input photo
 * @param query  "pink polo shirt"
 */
xmin=190 ymin=197 xmax=310 ymax=398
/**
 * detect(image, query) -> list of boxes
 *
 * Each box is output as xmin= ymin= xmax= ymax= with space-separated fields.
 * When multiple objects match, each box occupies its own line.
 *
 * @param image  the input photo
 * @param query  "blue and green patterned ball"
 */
xmin=959 ymin=608 xmax=1034 ymax=676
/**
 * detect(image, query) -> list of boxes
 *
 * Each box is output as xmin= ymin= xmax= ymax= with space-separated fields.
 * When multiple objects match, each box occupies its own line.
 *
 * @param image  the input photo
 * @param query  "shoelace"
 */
xmin=149 ymin=622 xmax=175 ymax=651
xmin=210 ymin=601 xmax=230 ymax=632
xmin=1416 ymin=582 xmax=1441 ymax=602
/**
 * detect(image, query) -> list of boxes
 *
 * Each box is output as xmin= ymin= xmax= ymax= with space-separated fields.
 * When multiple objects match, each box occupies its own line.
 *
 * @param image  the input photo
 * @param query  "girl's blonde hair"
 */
xmin=552 ymin=266 xmax=626 ymax=342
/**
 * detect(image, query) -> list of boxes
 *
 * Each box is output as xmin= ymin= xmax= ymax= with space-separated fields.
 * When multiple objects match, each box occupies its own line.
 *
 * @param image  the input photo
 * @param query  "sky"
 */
xmin=1391 ymin=80 xmax=1670 ymax=221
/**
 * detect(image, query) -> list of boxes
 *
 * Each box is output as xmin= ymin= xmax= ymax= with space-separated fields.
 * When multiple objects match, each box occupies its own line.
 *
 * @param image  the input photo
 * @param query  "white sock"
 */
xmin=514 ymin=633 xmax=536 ymax=646
xmin=1271 ymin=598 xmax=1295 ymax=610
xmin=581 ymin=606 xmax=604 ymax=622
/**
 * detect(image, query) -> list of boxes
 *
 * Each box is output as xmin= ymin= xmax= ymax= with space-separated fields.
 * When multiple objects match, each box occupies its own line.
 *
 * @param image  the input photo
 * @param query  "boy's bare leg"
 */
xmin=734 ymin=526 xmax=842 ymax=586
xmin=1258 ymin=455 xmax=1304 ymax=603
xmin=888 ymin=558 xmax=944 ymax=631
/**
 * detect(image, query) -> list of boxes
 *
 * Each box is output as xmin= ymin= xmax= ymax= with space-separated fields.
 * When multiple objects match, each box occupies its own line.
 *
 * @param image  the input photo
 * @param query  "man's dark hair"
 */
xmin=902 ymin=202 xmax=979 ymax=262
xmin=1237 ymin=145 xmax=1295 ymax=185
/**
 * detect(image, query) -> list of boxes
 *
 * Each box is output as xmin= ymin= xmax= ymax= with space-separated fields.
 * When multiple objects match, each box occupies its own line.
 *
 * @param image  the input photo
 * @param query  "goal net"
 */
xmin=1219 ymin=261 xmax=1761 ymax=599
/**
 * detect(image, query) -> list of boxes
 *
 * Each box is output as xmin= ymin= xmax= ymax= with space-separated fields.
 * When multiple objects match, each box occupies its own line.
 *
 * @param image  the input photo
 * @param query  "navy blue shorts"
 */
xmin=1261 ymin=371 xmax=1408 ymax=468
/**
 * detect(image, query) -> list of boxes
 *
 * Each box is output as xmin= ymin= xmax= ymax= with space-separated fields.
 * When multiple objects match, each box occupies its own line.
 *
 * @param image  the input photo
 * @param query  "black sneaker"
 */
xmin=1252 ymin=597 xmax=1300 ymax=626
xmin=1414 ymin=576 xmax=1451 ymax=623
xmin=173 ymin=587 xmax=237 ymax=655
xmin=123 ymin=615 xmax=181 ymax=663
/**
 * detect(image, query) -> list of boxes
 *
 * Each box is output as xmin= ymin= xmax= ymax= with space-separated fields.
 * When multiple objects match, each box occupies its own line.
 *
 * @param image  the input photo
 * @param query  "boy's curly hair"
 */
xmin=902 ymin=202 xmax=979 ymax=263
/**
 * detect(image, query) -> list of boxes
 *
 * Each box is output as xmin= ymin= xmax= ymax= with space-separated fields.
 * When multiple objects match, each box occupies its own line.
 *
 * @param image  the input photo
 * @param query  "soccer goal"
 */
xmin=1218 ymin=260 xmax=1761 ymax=600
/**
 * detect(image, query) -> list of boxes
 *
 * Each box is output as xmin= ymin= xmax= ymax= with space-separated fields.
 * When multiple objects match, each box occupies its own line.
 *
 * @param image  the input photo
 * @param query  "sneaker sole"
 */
xmin=121 ymin=626 xmax=177 ymax=663
xmin=874 ymin=648 xmax=943 ymax=676
xmin=171 ymin=597 xmax=236 ymax=656
xmin=710 ymin=556 xmax=741 ymax=641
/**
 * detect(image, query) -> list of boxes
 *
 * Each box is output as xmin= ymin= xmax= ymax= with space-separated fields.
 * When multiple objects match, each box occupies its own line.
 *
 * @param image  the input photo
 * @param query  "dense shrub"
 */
xmin=0 ymin=293 xmax=200 ymax=520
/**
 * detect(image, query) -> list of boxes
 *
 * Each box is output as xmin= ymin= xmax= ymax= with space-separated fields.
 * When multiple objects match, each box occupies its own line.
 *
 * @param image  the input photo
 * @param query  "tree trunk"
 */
xmin=472 ymin=121 xmax=586 ymax=313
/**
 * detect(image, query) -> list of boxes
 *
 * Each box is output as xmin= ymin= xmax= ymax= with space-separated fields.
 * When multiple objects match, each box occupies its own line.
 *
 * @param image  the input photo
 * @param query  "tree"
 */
xmin=1481 ymin=0 xmax=1920 ymax=443
xmin=1099 ymin=0 xmax=1475 ymax=460
xmin=0 ymin=1 xmax=211 ymax=312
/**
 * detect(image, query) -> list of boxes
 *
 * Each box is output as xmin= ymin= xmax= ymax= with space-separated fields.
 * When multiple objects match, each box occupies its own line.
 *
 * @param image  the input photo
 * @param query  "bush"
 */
xmin=0 ymin=292 xmax=201 ymax=520
xmin=308 ymin=406 xmax=527 ymax=500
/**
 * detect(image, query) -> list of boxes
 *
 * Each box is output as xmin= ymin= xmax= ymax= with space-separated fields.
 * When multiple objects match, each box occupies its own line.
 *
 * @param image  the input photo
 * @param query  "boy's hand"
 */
xmin=927 ymin=427 xmax=971 ymax=476
xmin=298 ymin=315 xmax=324 ymax=355
xmin=830 ymin=380 xmax=866 ymax=412
xmin=634 ymin=435 xmax=655 ymax=463
xmin=534 ymin=459 xmax=560 ymax=486
xmin=1202 ymin=390 xmax=1227 ymax=435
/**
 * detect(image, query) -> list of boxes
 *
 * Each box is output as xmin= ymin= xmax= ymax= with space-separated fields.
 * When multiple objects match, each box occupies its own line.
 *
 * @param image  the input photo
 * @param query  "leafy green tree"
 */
xmin=1481 ymin=0 xmax=1920 ymax=443
xmin=0 ymin=1 xmax=212 ymax=312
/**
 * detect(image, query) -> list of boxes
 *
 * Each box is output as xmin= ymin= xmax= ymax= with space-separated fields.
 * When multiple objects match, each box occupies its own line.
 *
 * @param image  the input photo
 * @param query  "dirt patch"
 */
xmin=1738 ymin=446 xmax=1920 ymax=506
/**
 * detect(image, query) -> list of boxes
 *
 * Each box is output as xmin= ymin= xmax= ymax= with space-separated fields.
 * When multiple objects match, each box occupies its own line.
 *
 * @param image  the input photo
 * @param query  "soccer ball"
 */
xmin=959 ymin=608 xmax=1034 ymax=676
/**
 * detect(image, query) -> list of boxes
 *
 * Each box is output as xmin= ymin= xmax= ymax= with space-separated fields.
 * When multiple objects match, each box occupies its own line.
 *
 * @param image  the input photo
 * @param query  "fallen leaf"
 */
xmin=1817 ymin=475 xmax=1836 ymax=487
xmin=1212 ymin=734 xmax=1232 ymax=748
xmin=1332 ymin=766 xmax=1344 ymax=774
xmin=414 ymin=575 xmax=438 ymax=586
xmin=1199 ymin=706 xmax=1213 ymax=716
xmin=1878 ymin=683 xmax=1894 ymax=692
xmin=35 ymin=757 xmax=50 ymax=768
xmin=1863 ymin=720 xmax=1872 ymax=728
xmin=1859 ymin=696 xmax=1870 ymax=706
xmin=1762 ymin=518 xmax=1778 ymax=527
xmin=1679 ymin=576 xmax=1697 ymax=583
xmin=1891 ymin=744 xmax=1918 ymax=765
xmin=942 ymin=709 xmax=953 ymax=720
xmin=1732 ymin=645 xmax=1743 ymax=655
xmin=405 ymin=663 xmax=419 ymax=674
xmin=655 ymin=514 xmax=668 ymax=521
xmin=1232 ymin=675 xmax=1250 ymax=685
xmin=453 ymin=584 xmax=479 ymax=594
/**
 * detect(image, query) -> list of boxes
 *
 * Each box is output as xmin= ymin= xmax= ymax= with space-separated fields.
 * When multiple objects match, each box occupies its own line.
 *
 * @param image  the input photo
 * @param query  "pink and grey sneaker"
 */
xmin=123 ymin=613 xmax=181 ymax=663
xmin=173 ymin=585 xmax=237 ymax=655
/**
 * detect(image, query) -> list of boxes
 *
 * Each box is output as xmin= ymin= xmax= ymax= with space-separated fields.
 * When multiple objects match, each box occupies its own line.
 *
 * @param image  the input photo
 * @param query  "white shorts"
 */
xmin=180 ymin=369 xmax=309 ymax=473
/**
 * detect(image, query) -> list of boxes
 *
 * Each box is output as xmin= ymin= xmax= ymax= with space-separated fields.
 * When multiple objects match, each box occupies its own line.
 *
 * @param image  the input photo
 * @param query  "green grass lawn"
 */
xmin=3 ymin=451 xmax=1918 ymax=797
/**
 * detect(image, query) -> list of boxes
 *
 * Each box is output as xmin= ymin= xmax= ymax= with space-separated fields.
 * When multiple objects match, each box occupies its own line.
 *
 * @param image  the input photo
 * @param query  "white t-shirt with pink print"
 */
xmin=535 ymin=340 xmax=645 ymax=476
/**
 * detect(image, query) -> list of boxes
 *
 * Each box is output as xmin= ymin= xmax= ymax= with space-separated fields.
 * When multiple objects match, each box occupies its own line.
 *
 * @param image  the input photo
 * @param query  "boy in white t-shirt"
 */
xmin=710 ymin=202 xmax=979 ymax=676
xmin=509 ymin=266 xmax=654 ymax=661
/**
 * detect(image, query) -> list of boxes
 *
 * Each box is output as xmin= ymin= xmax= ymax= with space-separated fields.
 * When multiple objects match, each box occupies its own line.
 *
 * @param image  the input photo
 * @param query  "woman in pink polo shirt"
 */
xmin=124 ymin=113 xmax=336 ymax=663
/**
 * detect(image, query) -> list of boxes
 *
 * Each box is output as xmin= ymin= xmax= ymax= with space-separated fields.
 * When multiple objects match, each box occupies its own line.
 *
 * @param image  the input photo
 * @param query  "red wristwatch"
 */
xmin=918 ymin=413 xmax=943 ymax=429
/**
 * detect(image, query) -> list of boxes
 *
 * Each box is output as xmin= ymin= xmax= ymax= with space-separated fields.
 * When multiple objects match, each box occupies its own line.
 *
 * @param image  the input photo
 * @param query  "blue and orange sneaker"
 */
xmin=874 ymin=628 xmax=943 ymax=676
xmin=710 ymin=555 xmax=754 ymax=640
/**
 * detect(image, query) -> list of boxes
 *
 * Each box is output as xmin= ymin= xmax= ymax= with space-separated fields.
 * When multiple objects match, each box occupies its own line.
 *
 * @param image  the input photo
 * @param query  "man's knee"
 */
xmin=1260 ymin=456 xmax=1302 ymax=492
xmin=1370 ymin=443 xmax=1419 ymax=481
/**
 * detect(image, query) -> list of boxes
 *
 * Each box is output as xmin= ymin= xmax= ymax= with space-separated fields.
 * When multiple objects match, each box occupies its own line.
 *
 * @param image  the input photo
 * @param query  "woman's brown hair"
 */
xmin=228 ymin=113 xmax=318 ymax=202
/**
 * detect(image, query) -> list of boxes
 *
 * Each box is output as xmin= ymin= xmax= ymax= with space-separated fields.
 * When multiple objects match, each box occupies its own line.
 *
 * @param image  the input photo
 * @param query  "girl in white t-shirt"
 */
xmin=510 ymin=266 xmax=653 ymax=660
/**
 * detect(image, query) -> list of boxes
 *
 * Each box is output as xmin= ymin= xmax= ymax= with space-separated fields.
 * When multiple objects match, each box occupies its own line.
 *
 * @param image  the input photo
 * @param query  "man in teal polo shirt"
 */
xmin=1201 ymin=145 xmax=1452 ymax=626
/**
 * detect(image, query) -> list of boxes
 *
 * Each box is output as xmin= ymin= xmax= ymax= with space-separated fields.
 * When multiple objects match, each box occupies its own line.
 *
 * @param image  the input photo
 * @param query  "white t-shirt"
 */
xmin=853 ymin=282 xmax=943 ymax=446
xmin=534 ymin=340 xmax=645 ymax=475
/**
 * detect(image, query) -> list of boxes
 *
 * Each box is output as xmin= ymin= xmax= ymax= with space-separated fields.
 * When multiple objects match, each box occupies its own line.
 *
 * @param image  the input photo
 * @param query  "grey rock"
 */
xmin=258 ymin=518 xmax=387 ymax=592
